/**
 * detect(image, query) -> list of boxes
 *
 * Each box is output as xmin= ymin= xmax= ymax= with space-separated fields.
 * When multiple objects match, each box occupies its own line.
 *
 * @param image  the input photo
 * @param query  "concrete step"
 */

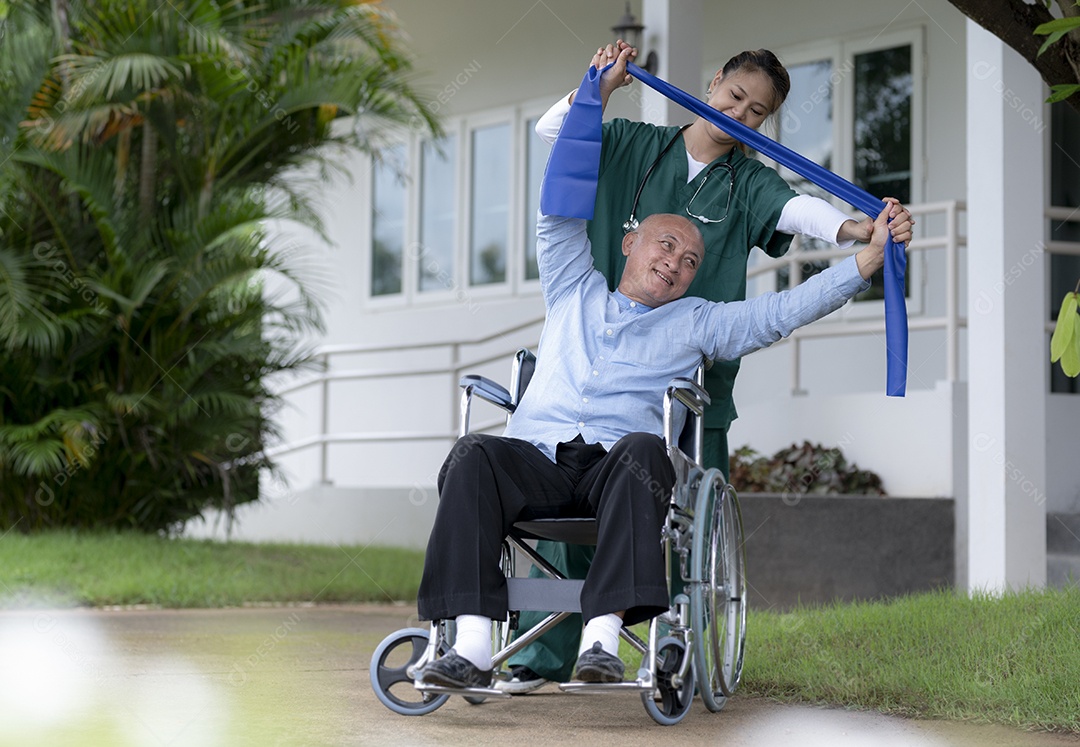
xmin=1046 ymin=513 xmax=1080 ymax=554
xmin=184 ymin=484 xmax=436 ymax=549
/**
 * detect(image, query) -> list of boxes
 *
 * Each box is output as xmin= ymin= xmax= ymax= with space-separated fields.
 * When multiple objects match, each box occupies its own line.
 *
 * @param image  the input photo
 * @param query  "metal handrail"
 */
xmin=268 ymin=199 xmax=1080 ymax=482
xmin=748 ymin=200 xmax=968 ymax=391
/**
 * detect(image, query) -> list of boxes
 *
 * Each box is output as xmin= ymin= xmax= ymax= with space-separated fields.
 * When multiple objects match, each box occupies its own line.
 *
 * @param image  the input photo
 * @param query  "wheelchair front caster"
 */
xmin=641 ymin=637 xmax=694 ymax=725
xmin=370 ymin=627 xmax=450 ymax=716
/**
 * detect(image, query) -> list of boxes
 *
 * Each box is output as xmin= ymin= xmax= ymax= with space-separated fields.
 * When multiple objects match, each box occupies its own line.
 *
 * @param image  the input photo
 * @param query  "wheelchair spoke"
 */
xmin=370 ymin=628 xmax=450 ymax=716
xmin=691 ymin=469 xmax=747 ymax=712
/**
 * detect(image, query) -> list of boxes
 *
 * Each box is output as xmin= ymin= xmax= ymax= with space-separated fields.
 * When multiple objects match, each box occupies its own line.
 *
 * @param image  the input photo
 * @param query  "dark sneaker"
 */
xmin=494 ymin=665 xmax=550 ymax=694
xmin=573 ymin=641 xmax=625 ymax=683
xmin=418 ymin=651 xmax=493 ymax=689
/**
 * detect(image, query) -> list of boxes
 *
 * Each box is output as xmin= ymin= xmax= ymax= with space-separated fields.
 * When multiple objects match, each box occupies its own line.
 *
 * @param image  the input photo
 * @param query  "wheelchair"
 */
xmin=370 ymin=349 xmax=747 ymax=725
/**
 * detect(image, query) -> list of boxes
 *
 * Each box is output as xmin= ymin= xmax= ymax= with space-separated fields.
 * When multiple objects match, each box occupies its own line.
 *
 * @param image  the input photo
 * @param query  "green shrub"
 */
xmin=730 ymin=441 xmax=886 ymax=495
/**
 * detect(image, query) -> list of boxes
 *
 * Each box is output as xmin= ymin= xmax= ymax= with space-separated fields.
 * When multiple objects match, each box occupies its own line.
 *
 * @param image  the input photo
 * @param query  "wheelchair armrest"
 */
xmin=459 ymin=374 xmax=515 ymax=413
xmin=663 ymin=378 xmax=710 ymax=456
xmin=665 ymin=377 xmax=711 ymax=417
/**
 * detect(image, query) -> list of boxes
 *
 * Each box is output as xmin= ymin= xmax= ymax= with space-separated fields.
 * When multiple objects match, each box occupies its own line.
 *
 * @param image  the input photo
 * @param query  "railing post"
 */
xmin=946 ymin=202 xmax=959 ymax=382
xmin=320 ymin=352 xmax=330 ymax=484
xmin=791 ymin=337 xmax=805 ymax=395
xmin=450 ymin=342 xmax=461 ymax=435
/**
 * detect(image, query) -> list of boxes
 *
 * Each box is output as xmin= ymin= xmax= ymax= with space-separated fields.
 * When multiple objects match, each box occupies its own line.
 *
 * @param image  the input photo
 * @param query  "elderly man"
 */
xmin=415 ymin=194 xmax=911 ymax=689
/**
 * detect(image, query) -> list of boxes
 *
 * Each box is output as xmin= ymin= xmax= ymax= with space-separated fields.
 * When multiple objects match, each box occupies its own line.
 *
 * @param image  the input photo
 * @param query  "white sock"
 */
xmin=452 ymin=614 xmax=492 ymax=671
xmin=579 ymin=613 xmax=623 ymax=657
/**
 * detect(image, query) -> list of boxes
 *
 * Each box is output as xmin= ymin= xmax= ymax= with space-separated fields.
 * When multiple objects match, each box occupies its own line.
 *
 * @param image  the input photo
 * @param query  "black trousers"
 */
xmin=417 ymin=432 xmax=674 ymax=627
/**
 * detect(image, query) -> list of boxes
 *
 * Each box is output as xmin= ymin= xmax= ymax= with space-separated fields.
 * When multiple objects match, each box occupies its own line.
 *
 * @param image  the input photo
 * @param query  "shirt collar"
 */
xmin=612 ymin=289 xmax=653 ymax=314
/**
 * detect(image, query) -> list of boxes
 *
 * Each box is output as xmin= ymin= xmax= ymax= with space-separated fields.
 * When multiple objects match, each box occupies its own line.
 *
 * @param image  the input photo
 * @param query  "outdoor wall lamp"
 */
xmin=611 ymin=3 xmax=658 ymax=75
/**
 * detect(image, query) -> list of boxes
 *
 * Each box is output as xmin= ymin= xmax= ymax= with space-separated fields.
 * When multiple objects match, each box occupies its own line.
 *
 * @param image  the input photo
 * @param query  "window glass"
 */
xmin=777 ymin=59 xmax=836 ymax=290
xmin=853 ymin=44 xmax=912 ymax=302
xmin=1050 ymin=102 xmax=1080 ymax=394
xmin=524 ymin=118 xmax=551 ymax=281
xmin=371 ymin=144 xmax=406 ymax=296
xmin=854 ymin=44 xmax=912 ymax=204
xmin=470 ymin=123 xmax=511 ymax=285
xmin=419 ymin=136 xmax=457 ymax=292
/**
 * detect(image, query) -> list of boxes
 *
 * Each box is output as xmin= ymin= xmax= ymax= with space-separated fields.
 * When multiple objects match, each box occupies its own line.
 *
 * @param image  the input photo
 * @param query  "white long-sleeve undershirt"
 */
xmin=534 ymin=93 xmax=856 ymax=248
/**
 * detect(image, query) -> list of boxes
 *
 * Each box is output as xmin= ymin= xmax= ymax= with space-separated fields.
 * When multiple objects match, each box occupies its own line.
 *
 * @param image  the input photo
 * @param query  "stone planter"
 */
xmin=737 ymin=493 xmax=955 ymax=611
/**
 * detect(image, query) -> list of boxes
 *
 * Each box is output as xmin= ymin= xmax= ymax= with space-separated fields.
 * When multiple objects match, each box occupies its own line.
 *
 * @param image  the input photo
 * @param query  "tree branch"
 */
xmin=948 ymin=0 xmax=1080 ymax=114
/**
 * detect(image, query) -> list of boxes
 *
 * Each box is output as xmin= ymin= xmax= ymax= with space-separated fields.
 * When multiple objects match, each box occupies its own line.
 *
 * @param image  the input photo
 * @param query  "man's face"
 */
xmin=617 ymin=214 xmax=703 ymax=307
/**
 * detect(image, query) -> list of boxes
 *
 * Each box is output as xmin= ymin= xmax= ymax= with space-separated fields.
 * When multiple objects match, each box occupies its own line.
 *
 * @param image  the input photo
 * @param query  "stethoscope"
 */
xmin=622 ymin=124 xmax=737 ymax=234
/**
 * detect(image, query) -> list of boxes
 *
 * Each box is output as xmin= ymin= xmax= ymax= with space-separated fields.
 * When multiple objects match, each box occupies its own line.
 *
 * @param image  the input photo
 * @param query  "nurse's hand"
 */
xmin=837 ymin=199 xmax=914 ymax=245
xmin=592 ymin=42 xmax=635 ymax=106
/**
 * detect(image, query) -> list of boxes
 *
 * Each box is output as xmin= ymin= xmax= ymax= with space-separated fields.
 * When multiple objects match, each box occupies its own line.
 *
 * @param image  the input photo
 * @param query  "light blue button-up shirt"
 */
xmin=502 ymin=212 xmax=869 ymax=461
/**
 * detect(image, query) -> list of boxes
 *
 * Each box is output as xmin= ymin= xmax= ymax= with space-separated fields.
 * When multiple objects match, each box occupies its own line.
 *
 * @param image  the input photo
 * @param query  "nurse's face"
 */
xmin=618 ymin=214 xmax=704 ymax=307
xmin=704 ymin=69 xmax=776 ymax=141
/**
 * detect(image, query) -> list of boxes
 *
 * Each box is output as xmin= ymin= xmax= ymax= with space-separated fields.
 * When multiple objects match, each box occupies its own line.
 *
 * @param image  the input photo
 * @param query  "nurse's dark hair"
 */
xmin=722 ymin=49 xmax=790 ymax=111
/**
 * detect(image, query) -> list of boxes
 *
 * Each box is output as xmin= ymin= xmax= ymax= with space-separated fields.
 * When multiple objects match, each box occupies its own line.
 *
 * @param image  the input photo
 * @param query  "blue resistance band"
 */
xmin=541 ymin=62 xmax=908 ymax=397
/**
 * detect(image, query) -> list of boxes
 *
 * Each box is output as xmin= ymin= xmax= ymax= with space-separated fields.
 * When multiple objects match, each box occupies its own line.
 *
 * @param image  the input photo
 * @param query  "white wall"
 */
xmin=185 ymin=1 xmax=1080 ymax=545
xmin=728 ymin=380 xmax=964 ymax=498
xmin=187 ymin=485 xmax=437 ymax=550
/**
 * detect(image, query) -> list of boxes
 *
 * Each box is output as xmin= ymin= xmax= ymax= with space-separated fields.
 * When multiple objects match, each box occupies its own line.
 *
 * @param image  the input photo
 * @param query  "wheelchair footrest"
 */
xmin=558 ymin=680 xmax=652 ymax=694
xmin=414 ymin=682 xmax=511 ymax=699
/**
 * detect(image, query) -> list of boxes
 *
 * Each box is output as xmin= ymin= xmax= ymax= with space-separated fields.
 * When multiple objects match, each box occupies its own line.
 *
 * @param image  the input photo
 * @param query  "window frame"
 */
xmin=758 ymin=26 xmax=926 ymax=322
xmin=367 ymin=141 xmax=410 ymax=301
xmin=463 ymin=109 xmax=516 ymax=297
xmin=362 ymin=99 xmax=564 ymax=308
xmin=412 ymin=121 xmax=464 ymax=305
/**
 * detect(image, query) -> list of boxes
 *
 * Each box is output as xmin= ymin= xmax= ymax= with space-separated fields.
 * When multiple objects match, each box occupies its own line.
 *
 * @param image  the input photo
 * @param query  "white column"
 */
xmin=638 ymin=0 xmax=702 ymax=126
xmin=965 ymin=20 xmax=1047 ymax=591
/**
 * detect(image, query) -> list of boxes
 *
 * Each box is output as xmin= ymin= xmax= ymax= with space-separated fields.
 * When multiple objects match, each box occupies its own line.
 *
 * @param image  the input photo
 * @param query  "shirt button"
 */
xmin=592 ymin=370 xmax=599 ymax=376
xmin=629 ymin=301 xmax=637 ymax=308
xmin=582 ymin=397 xmax=589 ymax=403
xmin=606 ymin=329 xmax=613 ymax=336
xmin=577 ymin=421 xmax=585 ymax=428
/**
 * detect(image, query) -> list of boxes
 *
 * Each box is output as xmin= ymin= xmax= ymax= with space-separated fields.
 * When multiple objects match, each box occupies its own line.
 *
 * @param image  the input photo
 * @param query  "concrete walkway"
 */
xmin=0 ymin=604 xmax=1076 ymax=747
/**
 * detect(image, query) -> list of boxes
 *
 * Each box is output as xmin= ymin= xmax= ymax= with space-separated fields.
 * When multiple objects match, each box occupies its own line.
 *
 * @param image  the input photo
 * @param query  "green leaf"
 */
xmin=1046 ymin=84 xmax=1080 ymax=104
xmin=1037 ymin=29 xmax=1069 ymax=57
xmin=1033 ymin=17 xmax=1080 ymax=35
xmin=1062 ymin=332 xmax=1080 ymax=378
xmin=1051 ymin=292 xmax=1080 ymax=377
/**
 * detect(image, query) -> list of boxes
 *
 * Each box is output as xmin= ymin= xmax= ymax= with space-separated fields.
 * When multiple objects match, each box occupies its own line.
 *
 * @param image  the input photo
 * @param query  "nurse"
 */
xmin=499 ymin=43 xmax=913 ymax=692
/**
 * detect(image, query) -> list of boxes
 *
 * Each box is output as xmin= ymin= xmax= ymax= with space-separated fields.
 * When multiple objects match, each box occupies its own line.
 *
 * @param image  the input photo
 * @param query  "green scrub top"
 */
xmin=589 ymin=118 xmax=797 ymax=431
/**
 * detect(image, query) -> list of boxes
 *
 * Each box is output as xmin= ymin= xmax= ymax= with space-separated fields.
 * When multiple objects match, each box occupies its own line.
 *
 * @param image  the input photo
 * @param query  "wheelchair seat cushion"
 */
xmin=511 ymin=518 xmax=598 ymax=546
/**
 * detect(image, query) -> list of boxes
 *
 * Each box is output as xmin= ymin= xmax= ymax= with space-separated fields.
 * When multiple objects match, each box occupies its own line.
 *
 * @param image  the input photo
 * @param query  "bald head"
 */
xmin=618 ymin=213 xmax=705 ymax=307
xmin=635 ymin=213 xmax=704 ymax=251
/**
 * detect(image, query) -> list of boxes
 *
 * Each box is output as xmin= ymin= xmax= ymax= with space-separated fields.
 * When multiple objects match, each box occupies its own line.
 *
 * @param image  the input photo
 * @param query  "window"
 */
xmin=524 ymin=116 xmax=551 ymax=281
xmin=852 ymin=43 xmax=914 ymax=301
xmin=419 ymin=136 xmax=457 ymax=293
xmin=365 ymin=107 xmax=549 ymax=304
xmin=1050 ymin=102 xmax=1080 ymax=394
xmin=370 ymin=144 xmax=407 ymax=297
xmin=470 ymin=123 xmax=511 ymax=285
xmin=776 ymin=58 xmax=837 ymax=290
xmin=853 ymin=45 xmax=913 ymax=205
xmin=774 ymin=32 xmax=921 ymax=301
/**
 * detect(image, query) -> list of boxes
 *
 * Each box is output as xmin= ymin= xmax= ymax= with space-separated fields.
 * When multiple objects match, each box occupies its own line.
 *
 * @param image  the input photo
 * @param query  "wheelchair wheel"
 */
xmin=641 ymin=636 xmax=694 ymax=726
xmin=370 ymin=627 xmax=450 ymax=716
xmin=690 ymin=469 xmax=747 ymax=712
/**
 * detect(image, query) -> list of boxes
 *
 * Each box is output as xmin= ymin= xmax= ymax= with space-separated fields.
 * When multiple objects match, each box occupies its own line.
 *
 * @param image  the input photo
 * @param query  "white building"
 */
xmin=187 ymin=0 xmax=1080 ymax=594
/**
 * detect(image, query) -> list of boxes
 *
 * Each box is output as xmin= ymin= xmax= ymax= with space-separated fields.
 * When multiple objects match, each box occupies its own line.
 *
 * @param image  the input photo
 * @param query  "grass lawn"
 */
xmin=742 ymin=588 xmax=1080 ymax=734
xmin=0 ymin=530 xmax=423 ymax=608
xmin=2 ymin=531 xmax=1077 ymax=734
